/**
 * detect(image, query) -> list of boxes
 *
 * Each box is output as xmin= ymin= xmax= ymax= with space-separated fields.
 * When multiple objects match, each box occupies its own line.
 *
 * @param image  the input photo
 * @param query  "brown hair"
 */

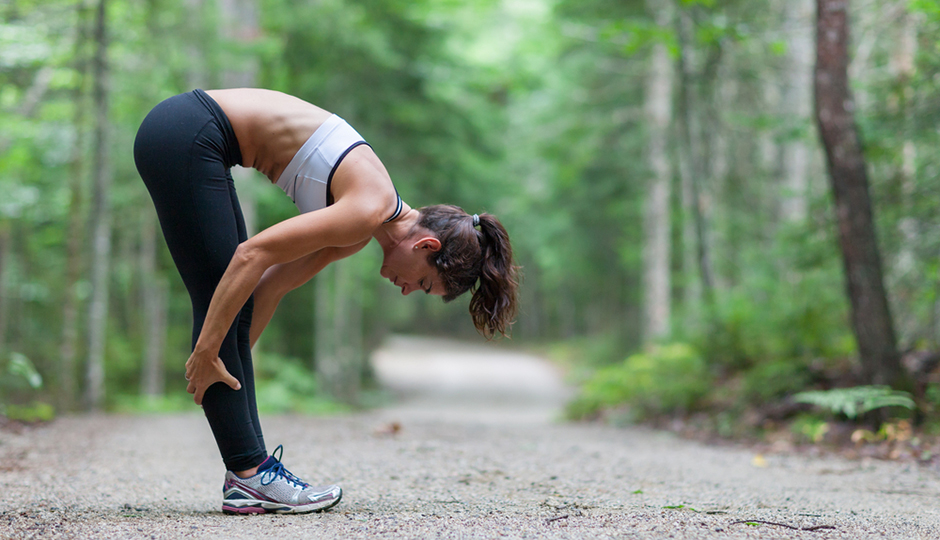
xmin=416 ymin=205 xmax=519 ymax=338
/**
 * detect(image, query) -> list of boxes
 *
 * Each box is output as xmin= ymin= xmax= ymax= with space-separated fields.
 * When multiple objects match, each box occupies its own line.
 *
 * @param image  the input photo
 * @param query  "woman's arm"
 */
xmin=185 ymin=195 xmax=386 ymax=405
xmin=250 ymin=240 xmax=371 ymax=348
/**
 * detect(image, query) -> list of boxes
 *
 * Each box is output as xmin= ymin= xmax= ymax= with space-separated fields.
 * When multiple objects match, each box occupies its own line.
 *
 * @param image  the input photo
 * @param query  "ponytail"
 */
xmin=416 ymin=205 xmax=519 ymax=338
xmin=469 ymin=214 xmax=519 ymax=338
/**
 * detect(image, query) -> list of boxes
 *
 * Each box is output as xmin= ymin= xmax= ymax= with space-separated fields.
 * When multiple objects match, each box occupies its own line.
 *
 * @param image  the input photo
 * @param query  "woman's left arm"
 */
xmin=249 ymin=240 xmax=371 ymax=348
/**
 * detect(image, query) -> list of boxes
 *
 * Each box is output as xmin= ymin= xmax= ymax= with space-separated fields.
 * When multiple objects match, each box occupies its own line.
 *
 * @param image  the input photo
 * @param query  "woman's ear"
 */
xmin=412 ymin=236 xmax=442 ymax=252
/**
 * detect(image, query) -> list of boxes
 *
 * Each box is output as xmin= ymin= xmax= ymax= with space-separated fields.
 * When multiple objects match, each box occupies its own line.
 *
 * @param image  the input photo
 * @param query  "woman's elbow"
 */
xmin=232 ymin=242 xmax=271 ymax=276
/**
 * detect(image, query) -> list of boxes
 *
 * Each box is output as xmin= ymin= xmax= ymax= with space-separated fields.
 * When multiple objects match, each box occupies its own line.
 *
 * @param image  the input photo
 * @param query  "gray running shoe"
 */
xmin=222 ymin=445 xmax=342 ymax=514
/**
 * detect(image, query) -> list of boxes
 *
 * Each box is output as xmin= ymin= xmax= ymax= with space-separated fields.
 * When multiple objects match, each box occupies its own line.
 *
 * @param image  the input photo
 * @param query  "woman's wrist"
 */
xmin=191 ymin=343 xmax=218 ymax=359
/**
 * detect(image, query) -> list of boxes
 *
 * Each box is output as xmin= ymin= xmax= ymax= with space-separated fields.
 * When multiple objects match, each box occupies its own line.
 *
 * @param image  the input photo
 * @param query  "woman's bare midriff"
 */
xmin=206 ymin=88 xmax=334 ymax=182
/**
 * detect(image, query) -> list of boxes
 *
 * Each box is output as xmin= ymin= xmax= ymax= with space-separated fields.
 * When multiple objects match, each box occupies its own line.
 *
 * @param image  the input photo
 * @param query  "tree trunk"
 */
xmin=315 ymin=259 xmax=363 ymax=405
xmin=334 ymin=260 xmax=363 ymax=404
xmin=85 ymin=0 xmax=111 ymax=410
xmin=60 ymin=1 xmax=92 ymax=410
xmin=139 ymin=211 xmax=166 ymax=397
xmin=218 ymin=0 xmax=260 ymax=238
xmin=888 ymin=2 xmax=918 ymax=345
xmin=780 ymin=0 xmax=815 ymax=222
xmin=0 ymin=226 xmax=8 ymax=356
xmin=814 ymin=0 xmax=901 ymax=386
xmin=676 ymin=9 xmax=715 ymax=313
xmin=642 ymin=0 xmax=673 ymax=341
xmin=314 ymin=264 xmax=334 ymax=374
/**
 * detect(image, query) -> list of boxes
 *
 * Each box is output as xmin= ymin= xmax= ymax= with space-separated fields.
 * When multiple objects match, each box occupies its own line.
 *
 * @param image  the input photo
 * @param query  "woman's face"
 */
xmin=379 ymin=237 xmax=447 ymax=296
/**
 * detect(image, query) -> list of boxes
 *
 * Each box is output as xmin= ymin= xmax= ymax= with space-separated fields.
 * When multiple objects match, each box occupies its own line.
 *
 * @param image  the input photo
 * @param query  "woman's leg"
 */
xmin=230 ymin=181 xmax=266 ymax=453
xmin=190 ymin=172 xmax=266 ymax=471
xmin=134 ymin=92 xmax=267 ymax=472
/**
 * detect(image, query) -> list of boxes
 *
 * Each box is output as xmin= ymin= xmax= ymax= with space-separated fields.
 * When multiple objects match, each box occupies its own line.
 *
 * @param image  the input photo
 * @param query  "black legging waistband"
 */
xmin=192 ymin=88 xmax=243 ymax=169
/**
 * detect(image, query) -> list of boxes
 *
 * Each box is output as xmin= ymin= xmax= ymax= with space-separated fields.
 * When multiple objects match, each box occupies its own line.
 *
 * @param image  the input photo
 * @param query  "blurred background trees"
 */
xmin=2 ymin=0 xmax=940 ymax=433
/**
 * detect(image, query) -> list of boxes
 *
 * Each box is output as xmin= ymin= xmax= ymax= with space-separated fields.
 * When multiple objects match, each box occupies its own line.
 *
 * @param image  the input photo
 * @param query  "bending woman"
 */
xmin=133 ymin=88 xmax=518 ymax=515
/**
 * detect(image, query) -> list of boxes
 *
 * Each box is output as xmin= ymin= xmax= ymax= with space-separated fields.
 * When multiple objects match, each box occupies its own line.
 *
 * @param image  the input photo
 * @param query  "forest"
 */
xmin=2 ymin=0 xmax=940 ymax=444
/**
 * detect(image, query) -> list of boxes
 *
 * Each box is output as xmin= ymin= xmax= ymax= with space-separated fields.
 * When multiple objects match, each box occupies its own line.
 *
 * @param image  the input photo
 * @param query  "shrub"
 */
xmin=254 ymin=352 xmax=347 ymax=415
xmin=1 ymin=352 xmax=54 ymax=422
xmin=566 ymin=343 xmax=710 ymax=421
xmin=742 ymin=359 xmax=814 ymax=404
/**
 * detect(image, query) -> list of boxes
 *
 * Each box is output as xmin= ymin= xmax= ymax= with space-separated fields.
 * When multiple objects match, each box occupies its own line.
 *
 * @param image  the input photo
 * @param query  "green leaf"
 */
xmin=8 ymin=352 xmax=42 ymax=389
xmin=793 ymin=386 xmax=915 ymax=420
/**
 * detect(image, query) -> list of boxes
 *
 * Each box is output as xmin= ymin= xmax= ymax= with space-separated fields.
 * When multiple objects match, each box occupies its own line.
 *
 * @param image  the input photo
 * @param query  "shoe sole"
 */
xmin=222 ymin=488 xmax=342 ymax=515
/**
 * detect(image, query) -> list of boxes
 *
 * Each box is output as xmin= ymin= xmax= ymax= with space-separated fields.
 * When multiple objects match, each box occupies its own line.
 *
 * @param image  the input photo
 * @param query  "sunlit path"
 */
xmin=371 ymin=335 xmax=573 ymax=425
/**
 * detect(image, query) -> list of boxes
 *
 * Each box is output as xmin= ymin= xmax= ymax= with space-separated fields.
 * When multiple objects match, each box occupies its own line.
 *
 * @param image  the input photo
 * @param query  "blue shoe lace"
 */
xmin=260 ymin=445 xmax=309 ymax=489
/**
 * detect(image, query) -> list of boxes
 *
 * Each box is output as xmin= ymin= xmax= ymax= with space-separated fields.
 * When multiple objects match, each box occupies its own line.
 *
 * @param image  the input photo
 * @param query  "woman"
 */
xmin=134 ymin=88 xmax=518 ymax=514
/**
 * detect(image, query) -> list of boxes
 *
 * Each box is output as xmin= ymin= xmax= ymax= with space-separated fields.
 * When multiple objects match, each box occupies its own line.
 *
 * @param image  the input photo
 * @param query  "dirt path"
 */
xmin=2 ymin=336 xmax=940 ymax=539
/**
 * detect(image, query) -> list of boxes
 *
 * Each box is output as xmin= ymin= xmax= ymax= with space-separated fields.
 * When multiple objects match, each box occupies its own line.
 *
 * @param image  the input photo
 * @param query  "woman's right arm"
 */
xmin=185 ymin=192 xmax=387 ymax=404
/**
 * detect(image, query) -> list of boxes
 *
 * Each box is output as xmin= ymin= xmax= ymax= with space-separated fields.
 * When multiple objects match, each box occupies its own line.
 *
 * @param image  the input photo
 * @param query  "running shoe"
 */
xmin=222 ymin=445 xmax=342 ymax=514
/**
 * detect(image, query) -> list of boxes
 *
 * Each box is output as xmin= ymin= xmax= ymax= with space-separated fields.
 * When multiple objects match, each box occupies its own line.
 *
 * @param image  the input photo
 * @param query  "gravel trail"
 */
xmin=2 ymin=336 xmax=940 ymax=539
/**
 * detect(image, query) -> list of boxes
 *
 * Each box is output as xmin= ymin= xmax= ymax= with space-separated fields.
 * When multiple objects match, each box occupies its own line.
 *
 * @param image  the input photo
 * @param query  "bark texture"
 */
xmin=85 ymin=0 xmax=111 ymax=410
xmin=814 ymin=0 xmax=901 ymax=386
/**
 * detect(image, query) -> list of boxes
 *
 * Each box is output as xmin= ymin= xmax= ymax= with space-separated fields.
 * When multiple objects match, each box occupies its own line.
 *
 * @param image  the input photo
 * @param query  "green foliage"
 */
xmin=4 ymin=0 xmax=940 ymax=420
xmin=4 ymin=401 xmax=55 ymax=422
xmin=793 ymin=386 xmax=916 ymax=420
xmin=695 ymin=224 xmax=854 ymax=371
xmin=1 ymin=352 xmax=54 ymax=422
xmin=254 ymin=352 xmax=347 ymax=415
xmin=566 ymin=343 xmax=710 ymax=421
xmin=790 ymin=414 xmax=830 ymax=443
xmin=112 ymin=393 xmax=197 ymax=414
xmin=4 ymin=352 xmax=43 ymax=391
xmin=742 ymin=359 xmax=813 ymax=404
xmin=926 ymin=383 xmax=940 ymax=409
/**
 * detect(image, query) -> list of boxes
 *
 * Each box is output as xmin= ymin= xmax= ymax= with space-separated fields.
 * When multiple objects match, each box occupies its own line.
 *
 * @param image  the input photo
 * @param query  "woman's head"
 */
xmin=414 ymin=204 xmax=519 ymax=338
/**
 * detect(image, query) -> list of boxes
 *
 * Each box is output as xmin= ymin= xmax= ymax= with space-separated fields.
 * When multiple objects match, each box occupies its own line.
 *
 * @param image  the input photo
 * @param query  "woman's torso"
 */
xmin=206 ymin=88 xmax=333 ymax=183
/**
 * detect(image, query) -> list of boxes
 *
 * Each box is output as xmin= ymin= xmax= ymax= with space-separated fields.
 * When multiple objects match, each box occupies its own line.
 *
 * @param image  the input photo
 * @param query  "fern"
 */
xmin=793 ymin=386 xmax=915 ymax=419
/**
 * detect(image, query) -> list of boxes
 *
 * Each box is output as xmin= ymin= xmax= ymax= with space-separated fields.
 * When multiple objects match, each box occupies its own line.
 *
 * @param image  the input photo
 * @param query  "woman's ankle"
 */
xmin=234 ymin=466 xmax=259 ymax=479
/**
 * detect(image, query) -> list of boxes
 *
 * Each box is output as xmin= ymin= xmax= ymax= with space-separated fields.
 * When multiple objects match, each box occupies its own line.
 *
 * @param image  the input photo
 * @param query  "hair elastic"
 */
xmin=472 ymin=214 xmax=480 ymax=227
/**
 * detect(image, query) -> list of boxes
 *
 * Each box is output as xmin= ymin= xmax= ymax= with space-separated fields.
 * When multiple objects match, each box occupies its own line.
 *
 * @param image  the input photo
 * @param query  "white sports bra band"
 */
xmin=325 ymin=140 xmax=370 ymax=205
xmin=275 ymin=115 xmax=401 ymax=222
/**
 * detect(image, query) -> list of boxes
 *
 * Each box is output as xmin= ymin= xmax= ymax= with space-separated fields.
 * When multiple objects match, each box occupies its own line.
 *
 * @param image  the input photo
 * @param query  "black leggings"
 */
xmin=134 ymin=89 xmax=267 ymax=472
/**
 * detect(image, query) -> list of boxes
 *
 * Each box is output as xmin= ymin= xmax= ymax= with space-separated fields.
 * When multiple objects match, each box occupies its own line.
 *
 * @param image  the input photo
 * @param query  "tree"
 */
xmin=85 ymin=0 xmax=111 ymax=410
xmin=60 ymin=1 xmax=92 ymax=409
xmin=814 ymin=0 xmax=901 ymax=386
xmin=779 ymin=0 xmax=815 ymax=223
xmin=642 ymin=0 xmax=674 ymax=341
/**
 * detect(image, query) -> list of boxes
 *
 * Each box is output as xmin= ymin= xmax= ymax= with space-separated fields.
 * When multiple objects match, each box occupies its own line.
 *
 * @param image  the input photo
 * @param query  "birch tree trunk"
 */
xmin=780 ymin=0 xmax=815 ymax=222
xmin=815 ymin=0 xmax=901 ymax=386
xmin=676 ymin=9 xmax=698 ymax=316
xmin=642 ymin=0 xmax=673 ymax=341
xmin=85 ymin=0 xmax=111 ymax=410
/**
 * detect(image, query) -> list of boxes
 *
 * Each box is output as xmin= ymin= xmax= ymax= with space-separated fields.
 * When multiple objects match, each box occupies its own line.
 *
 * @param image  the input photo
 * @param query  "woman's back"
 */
xmin=206 ymin=88 xmax=333 ymax=182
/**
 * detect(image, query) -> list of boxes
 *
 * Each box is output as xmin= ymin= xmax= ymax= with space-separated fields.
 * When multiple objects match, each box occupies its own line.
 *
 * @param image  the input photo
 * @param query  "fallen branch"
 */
xmin=731 ymin=520 xmax=836 ymax=531
xmin=545 ymin=514 xmax=569 ymax=524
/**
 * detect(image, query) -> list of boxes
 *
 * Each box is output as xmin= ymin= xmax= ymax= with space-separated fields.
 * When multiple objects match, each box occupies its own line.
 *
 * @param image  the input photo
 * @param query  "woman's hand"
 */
xmin=185 ymin=351 xmax=242 ymax=405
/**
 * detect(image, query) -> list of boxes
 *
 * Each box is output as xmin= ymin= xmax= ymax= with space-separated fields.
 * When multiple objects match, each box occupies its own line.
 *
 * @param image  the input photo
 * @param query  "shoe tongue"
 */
xmin=257 ymin=455 xmax=278 ymax=472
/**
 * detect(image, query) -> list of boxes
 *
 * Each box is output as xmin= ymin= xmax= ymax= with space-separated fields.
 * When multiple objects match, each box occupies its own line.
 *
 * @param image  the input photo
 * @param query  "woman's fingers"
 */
xmin=187 ymin=357 xmax=241 ymax=405
xmin=222 ymin=371 xmax=242 ymax=391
